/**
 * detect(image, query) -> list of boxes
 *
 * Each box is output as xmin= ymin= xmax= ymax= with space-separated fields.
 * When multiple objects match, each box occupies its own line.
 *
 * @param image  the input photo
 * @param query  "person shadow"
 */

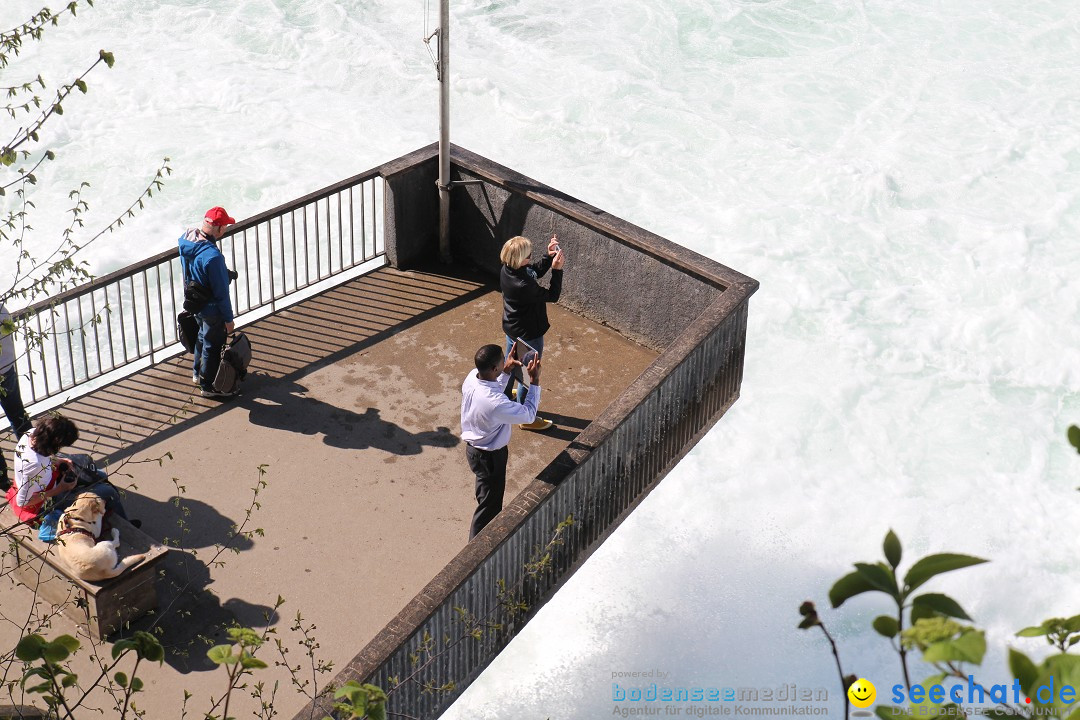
xmin=117 ymin=491 xmax=276 ymax=673
xmin=240 ymin=377 xmax=460 ymax=454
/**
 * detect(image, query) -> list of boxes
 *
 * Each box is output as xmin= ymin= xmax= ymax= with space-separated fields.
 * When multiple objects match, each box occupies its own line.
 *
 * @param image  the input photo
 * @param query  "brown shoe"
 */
xmin=521 ymin=417 xmax=553 ymax=431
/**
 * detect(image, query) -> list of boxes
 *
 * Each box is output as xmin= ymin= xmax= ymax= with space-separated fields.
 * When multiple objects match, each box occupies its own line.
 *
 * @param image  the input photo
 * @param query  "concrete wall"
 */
xmin=382 ymin=144 xmax=440 ymax=270
xmin=446 ymin=146 xmax=753 ymax=351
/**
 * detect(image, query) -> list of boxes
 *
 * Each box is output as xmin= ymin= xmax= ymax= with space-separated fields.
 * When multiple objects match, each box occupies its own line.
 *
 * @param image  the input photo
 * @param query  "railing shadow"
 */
xmin=54 ymin=267 xmax=493 ymax=466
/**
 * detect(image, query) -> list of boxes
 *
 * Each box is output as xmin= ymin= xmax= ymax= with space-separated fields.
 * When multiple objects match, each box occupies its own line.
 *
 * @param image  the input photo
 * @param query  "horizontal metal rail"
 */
xmin=10 ymin=170 xmax=386 ymax=410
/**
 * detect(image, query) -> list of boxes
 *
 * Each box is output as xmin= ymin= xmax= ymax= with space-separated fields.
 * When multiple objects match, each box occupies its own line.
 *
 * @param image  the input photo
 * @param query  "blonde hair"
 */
xmin=500 ymin=236 xmax=532 ymax=268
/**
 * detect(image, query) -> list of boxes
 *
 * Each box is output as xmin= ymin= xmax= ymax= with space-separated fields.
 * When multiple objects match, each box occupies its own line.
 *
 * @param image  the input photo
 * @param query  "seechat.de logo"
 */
xmin=848 ymin=679 xmax=877 ymax=709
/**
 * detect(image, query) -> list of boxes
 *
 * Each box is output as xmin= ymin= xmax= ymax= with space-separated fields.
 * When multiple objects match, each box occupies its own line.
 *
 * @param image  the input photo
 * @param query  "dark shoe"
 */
xmin=0 ymin=474 xmax=10 ymax=492
xmin=130 ymin=519 xmax=143 ymax=529
xmin=200 ymin=387 xmax=238 ymax=399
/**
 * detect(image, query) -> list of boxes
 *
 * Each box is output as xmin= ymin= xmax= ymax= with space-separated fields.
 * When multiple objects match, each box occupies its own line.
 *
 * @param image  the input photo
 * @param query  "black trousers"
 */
xmin=466 ymin=444 xmax=508 ymax=539
xmin=0 ymin=366 xmax=31 ymax=486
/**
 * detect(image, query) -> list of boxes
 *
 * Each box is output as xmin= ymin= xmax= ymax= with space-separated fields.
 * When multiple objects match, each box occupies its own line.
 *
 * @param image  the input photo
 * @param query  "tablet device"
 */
xmin=513 ymin=337 xmax=539 ymax=386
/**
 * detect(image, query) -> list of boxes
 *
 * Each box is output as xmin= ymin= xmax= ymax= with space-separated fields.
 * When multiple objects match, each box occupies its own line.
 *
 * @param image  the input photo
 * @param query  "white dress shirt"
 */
xmin=460 ymin=370 xmax=541 ymax=451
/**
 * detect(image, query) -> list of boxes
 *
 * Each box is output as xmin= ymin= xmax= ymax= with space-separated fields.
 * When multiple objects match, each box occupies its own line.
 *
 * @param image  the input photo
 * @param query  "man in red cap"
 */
xmin=178 ymin=207 xmax=239 ymax=398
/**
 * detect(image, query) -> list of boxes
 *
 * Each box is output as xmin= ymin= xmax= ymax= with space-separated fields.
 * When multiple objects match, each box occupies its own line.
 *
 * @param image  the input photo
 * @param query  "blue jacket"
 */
xmin=178 ymin=229 xmax=234 ymax=322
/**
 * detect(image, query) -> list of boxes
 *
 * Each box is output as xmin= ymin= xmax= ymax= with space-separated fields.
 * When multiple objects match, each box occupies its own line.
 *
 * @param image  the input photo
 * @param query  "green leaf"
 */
xmin=911 ymin=593 xmax=972 ymax=620
xmin=112 ymin=638 xmax=136 ymax=660
xmin=132 ymin=631 xmax=164 ymax=663
xmin=74 ymin=79 xmax=87 ymax=93
xmin=1008 ymin=648 xmax=1038 ymax=696
xmin=855 ymin=562 xmax=900 ymax=599
xmin=829 ymin=570 xmax=877 ymax=608
xmin=130 ymin=677 xmax=144 ymax=692
xmin=873 ymin=615 xmax=900 ymax=638
xmin=207 ymin=645 xmax=234 ymax=665
xmin=15 ymin=635 xmax=47 ymax=662
xmin=923 ymin=630 xmax=986 ymax=665
xmin=60 ymin=673 xmax=78 ymax=688
xmin=883 ymin=530 xmax=902 ymax=569
xmin=115 ymin=671 xmax=128 ymax=687
xmin=53 ymin=103 xmax=63 ymax=115
xmin=904 ymin=553 xmax=988 ymax=593
xmin=99 ymin=49 xmax=115 ymax=67
xmin=1017 ymin=625 xmax=1049 ymax=638
xmin=1068 ymin=425 xmax=1080 ymax=451
xmin=240 ymin=652 xmax=267 ymax=670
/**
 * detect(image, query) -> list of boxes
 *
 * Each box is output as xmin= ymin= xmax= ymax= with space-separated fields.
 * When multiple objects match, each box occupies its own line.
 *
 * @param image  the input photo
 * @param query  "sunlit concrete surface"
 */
xmin=0 ymin=266 xmax=657 ymax=718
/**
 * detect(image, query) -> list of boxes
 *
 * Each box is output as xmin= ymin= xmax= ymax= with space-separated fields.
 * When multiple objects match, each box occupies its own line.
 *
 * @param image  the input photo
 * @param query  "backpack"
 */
xmin=212 ymin=332 xmax=253 ymax=394
xmin=176 ymin=311 xmax=198 ymax=353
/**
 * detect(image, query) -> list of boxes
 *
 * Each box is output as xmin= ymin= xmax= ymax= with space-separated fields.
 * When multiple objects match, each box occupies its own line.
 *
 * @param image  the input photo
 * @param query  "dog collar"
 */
xmin=57 ymin=527 xmax=97 ymax=540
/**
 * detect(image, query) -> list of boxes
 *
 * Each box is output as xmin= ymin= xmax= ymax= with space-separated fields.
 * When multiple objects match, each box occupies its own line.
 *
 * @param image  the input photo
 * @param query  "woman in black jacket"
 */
xmin=499 ymin=234 xmax=565 ymax=429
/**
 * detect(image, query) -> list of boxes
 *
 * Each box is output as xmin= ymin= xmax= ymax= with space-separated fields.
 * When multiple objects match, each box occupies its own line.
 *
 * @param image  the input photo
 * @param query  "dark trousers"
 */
xmin=194 ymin=314 xmax=227 ymax=390
xmin=466 ymin=444 xmax=508 ymax=539
xmin=1 ymin=366 xmax=32 ymax=485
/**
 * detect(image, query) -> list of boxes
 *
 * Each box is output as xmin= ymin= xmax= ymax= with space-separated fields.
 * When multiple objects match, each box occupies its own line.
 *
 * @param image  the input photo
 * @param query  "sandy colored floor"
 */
xmin=0 ymin=266 xmax=657 ymax=719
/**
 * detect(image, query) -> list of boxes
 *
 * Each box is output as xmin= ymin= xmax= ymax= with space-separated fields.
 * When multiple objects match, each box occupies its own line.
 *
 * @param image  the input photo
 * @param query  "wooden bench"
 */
xmin=2 ymin=505 xmax=168 ymax=639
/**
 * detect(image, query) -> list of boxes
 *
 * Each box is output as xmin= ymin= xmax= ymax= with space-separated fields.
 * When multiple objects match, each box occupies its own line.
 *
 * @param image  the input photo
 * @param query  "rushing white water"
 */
xmin=4 ymin=0 xmax=1080 ymax=717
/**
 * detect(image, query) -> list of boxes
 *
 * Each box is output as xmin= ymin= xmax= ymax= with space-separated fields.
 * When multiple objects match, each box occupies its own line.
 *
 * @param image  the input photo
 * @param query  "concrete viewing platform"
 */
xmin=0 ymin=265 xmax=657 ymax=718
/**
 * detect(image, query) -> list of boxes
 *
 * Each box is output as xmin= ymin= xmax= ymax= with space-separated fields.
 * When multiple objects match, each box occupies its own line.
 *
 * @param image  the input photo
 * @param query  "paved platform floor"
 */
xmin=0 ymin=265 xmax=657 ymax=718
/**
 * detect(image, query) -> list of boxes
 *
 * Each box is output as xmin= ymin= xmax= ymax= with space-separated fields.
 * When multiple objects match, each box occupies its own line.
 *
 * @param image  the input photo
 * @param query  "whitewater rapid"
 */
xmin=3 ymin=0 xmax=1079 ymax=717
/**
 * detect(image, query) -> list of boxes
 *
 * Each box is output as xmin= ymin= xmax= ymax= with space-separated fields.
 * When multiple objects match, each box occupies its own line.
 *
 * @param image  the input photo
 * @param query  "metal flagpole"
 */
xmin=437 ymin=0 xmax=451 ymax=262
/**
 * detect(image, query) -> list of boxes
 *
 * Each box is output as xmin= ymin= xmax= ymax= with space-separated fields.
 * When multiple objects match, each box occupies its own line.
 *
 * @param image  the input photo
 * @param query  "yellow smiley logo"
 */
xmin=848 ymin=678 xmax=876 ymax=708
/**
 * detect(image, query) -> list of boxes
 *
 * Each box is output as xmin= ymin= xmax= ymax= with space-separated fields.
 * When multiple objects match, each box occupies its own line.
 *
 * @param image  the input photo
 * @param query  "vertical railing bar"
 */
xmin=314 ymin=201 xmax=321 ymax=281
xmin=142 ymin=269 xmax=154 ymax=357
xmin=61 ymin=303 xmax=75 ymax=390
xmin=75 ymin=294 xmax=89 ymax=382
xmin=302 ymin=205 xmax=310 ymax=288
xmin=242 ymin=229 xmax=252 ymax=311
xmin=360 ymin=180 xmax=369 ymax=262
xmin=128 ymin=276 xmax=141 ymax=362
xmin=291 ymin=210 xmax=299 ymax=290
xmin=369 ymin=180 xmax=376 ymax=260
xmin=118 ymin=279 xmax=130 ymax=363
xmin=337 ymin=191 xmax=344 ymax=272
xmin=103 ymin=284 xmax=116 ymax=372
xmin=277 ymin=215 xmax=286 ymax=303
xmin=167 ymin=261 xmax=179 ymax=345
xmin=156 ymin=264 xmax=166 ymax=351
xmin=89 ymin=290 xmax=102 ymax=377
xmin=255 ymin=224 xmax=264 ymax=308
xmin=348 ymin=186 xmax=355 ymax=267
xmin=35 ymin=312 xmax=51 ymax=398
xmin=228 ymin=232 xmax=240 ymax=315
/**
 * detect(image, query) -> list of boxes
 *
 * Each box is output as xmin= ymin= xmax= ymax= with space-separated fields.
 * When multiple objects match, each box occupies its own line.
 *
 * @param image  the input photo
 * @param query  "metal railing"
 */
xmin=11 ymin=170 xmax=385 ymax=411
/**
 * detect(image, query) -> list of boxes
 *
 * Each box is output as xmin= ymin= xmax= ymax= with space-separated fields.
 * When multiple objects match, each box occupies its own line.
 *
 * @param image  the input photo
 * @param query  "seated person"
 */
xmin=5 ymin=415 xmax=129 ymax=526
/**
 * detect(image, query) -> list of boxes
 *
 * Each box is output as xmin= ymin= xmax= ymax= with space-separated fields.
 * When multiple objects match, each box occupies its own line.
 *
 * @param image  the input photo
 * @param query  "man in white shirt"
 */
xmin=461 ymin=342 xmax=542 ymax=539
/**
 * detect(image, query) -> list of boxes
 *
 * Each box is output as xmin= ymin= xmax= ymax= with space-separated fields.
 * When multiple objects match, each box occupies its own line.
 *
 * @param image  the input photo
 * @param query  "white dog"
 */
xmin=54 ymin=492 xmax=145 ymax=582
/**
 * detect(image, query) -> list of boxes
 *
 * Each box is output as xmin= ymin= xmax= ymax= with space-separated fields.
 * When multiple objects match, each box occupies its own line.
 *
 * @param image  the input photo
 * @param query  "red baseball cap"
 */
xmin=204 ymin=206 xmax=236 ymax=227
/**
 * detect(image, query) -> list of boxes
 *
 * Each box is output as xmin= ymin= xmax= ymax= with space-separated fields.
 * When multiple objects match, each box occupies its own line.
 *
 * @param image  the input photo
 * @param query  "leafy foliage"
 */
xmin=804 ymin=530 xmax=1080 ymax=720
